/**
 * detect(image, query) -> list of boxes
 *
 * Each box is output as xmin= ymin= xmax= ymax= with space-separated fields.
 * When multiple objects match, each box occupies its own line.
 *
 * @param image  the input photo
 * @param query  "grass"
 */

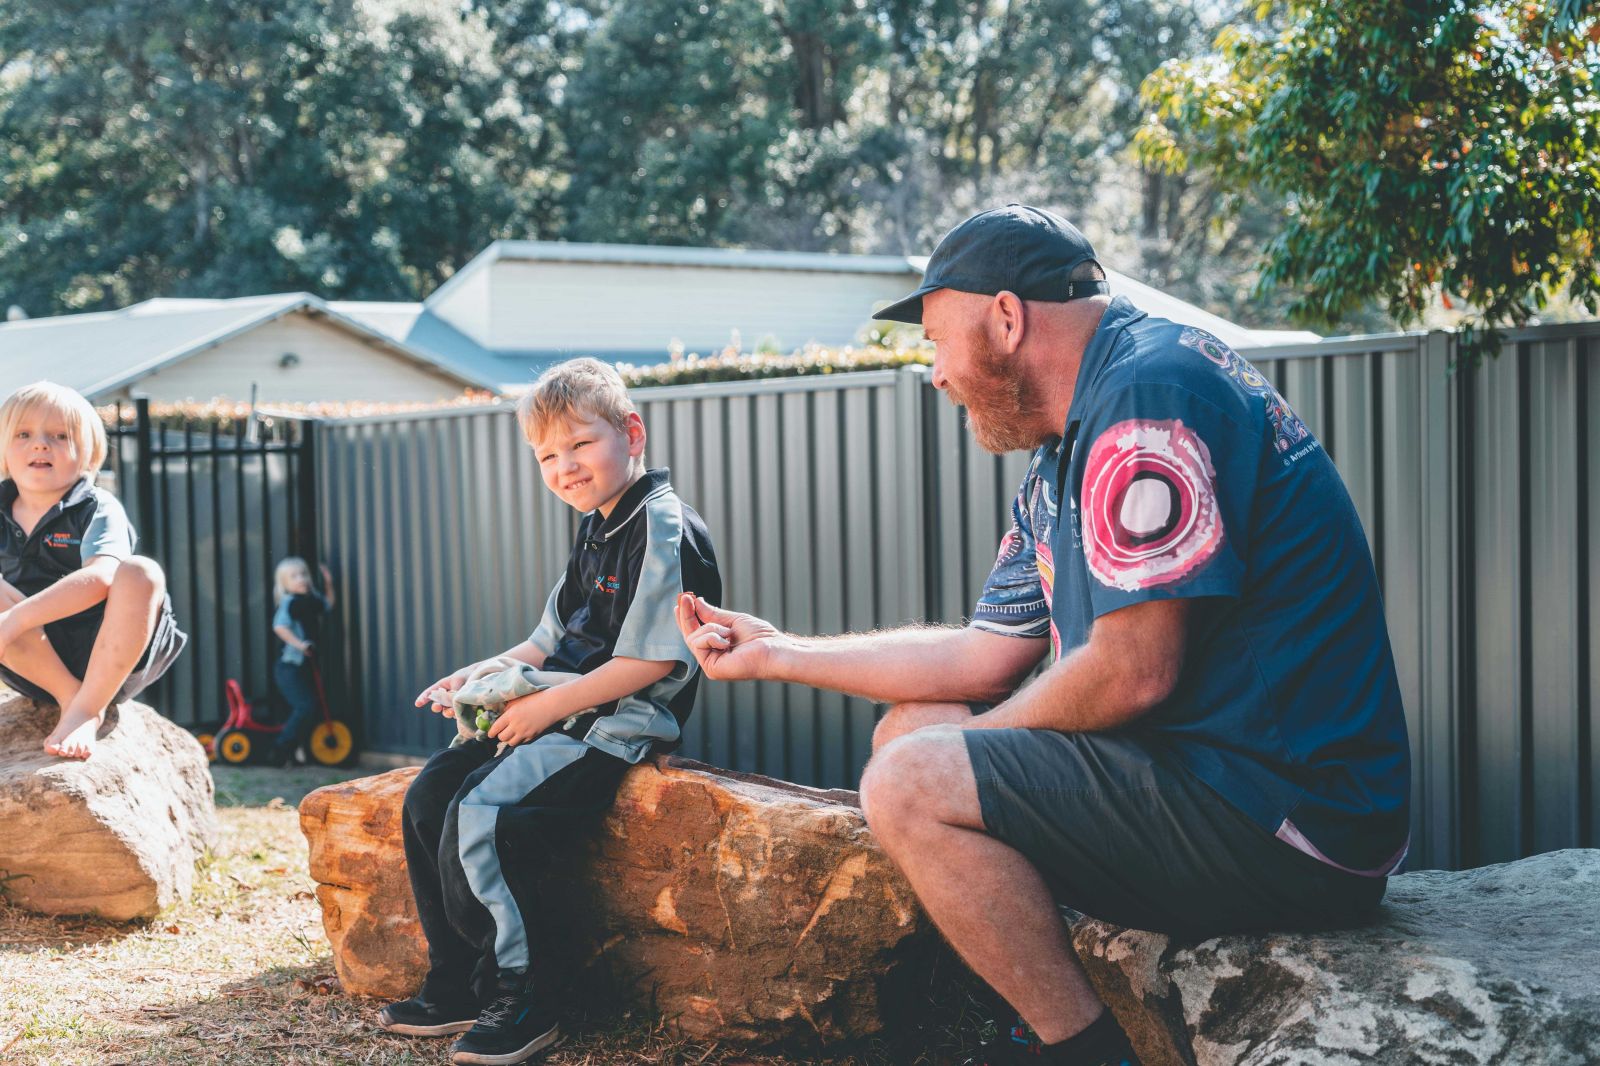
xmin=0 ymin=764 xmax=989 ymax=1065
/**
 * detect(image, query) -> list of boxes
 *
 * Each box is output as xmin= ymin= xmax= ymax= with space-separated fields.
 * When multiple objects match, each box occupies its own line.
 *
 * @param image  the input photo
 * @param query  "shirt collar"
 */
xmin=0 ymin=476 xmax=95 ymax=532
xmin=1063 ymin=296 xmax=1147 ymax=435
xmin=595 ymin=467 xmax=672 ymax=540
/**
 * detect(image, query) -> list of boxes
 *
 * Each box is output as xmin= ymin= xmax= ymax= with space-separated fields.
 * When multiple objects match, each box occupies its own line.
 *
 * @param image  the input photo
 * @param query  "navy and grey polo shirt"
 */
xmin=0 ymin=476 xmax=138 ymax=639
xmin=973 ymin=297 xmax=1412 ymax=877
xmin=528 ymin=467 xmax=721 ymax=763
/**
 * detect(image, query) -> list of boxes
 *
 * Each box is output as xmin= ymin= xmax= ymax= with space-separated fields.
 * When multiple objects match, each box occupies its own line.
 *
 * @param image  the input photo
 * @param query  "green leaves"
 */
xmin=1141 ymin=0 xmax=1600 ymax=354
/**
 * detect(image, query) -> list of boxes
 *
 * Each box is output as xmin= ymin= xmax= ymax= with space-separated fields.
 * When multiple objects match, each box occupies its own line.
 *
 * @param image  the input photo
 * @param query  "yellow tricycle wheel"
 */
xmin=217 ymin=731 xmax=252 ymax=764
xmin=195 ymin=732 xmax=217 ymax=762
xmin=308 ymin=721 xmax=354 ymax=766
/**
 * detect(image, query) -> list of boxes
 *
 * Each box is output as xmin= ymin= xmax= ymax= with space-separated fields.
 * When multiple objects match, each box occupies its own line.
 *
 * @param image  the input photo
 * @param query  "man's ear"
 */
xmin=991 ymin=291 xmax=1027 ymax=354
xmin=626 ymin=411 xmax=647 ymax=458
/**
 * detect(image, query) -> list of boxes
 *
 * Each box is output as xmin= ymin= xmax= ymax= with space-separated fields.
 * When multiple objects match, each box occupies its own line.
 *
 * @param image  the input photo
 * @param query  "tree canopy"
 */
xmin=1139 ymin=0 xmax=1600 ymax=346
xmin=0 ymin=0 xmax=1469 ymax=338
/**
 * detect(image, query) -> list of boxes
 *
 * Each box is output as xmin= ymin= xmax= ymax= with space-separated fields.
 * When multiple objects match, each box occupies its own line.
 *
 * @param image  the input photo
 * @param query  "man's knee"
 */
xmin=860 ymin=728 xmax=969 ymax=835
xmin=112 ymin=556 xmax=165 ymax=598
xmin=871 ymin=700 xmax=974 ymax=754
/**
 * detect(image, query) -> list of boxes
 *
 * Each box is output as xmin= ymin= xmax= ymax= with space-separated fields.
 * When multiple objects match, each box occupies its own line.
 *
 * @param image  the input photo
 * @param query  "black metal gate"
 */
xmin=104 ymin=399 xmax=320 ymax=729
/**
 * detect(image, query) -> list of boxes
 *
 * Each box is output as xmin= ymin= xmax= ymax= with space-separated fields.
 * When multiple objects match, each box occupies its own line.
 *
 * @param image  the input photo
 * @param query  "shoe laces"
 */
xmin=475 ymin=990 xmax=524 ymax=1032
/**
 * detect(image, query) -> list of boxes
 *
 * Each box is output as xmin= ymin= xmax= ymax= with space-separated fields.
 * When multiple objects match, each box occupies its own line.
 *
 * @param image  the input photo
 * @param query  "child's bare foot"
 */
xmin=43 ymin=706 xmax=104 ymax=760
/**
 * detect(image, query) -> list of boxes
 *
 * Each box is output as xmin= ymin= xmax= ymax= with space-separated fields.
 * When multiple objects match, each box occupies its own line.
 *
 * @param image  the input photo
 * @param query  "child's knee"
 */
xmin=112 ymin=556 xmax=165 ymax=598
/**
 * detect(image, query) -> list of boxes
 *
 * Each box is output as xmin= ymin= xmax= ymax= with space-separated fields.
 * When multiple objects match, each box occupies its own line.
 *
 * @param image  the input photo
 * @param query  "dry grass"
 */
xmin=0 ymin=765 xmax=984 ymax=1065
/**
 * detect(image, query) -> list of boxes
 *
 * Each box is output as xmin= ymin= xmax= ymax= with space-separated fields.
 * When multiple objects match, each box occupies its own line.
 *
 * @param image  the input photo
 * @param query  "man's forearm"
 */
xmin=963 ymin=604 xmax=1185 ymax=734
xmin=766 ymin=625 xmax=1023 ymax=705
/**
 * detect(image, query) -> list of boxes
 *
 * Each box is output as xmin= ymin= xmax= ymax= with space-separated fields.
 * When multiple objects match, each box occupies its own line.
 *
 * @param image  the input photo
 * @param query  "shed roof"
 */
xmin=0 ymin=293 xmax=498 ymax=400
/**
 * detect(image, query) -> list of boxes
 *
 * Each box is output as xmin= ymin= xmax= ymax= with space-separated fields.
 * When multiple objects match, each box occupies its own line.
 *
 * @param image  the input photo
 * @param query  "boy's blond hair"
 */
xmin=0 ymin=381 xmax=108 ymax=481
xmin=516 ymin=358 xmax=637 ymax=445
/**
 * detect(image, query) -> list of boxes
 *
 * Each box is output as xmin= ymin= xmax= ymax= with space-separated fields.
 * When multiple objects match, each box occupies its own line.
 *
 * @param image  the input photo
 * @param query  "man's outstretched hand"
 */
xmin=675 ymin=593 xmax=781 ymax=682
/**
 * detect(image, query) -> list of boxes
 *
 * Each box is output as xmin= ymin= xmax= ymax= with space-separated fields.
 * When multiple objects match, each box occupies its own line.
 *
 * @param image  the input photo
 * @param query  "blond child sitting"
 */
xmin=0 ymin=382 xmax=186 ymax=758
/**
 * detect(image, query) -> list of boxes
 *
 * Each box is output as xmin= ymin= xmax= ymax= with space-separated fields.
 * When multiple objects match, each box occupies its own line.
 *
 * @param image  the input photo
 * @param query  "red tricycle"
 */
xmin=196 ymin=658 xmax=355 ymax=766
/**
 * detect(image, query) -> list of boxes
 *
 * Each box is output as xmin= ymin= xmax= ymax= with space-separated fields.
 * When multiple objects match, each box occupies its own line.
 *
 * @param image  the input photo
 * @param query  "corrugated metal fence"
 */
xmin=316 ymin=321 xmax=1600 ymax=871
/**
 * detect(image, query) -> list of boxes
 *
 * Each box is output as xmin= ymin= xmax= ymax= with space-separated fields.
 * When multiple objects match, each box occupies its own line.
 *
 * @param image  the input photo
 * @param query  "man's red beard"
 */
xmin=944 ymin=331 xmax=1048 ymax=454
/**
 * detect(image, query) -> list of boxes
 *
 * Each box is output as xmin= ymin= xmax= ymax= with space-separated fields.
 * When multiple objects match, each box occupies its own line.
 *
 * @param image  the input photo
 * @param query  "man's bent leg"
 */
xmin=859 ymin=726 xmax=1104 ymax=1044
xmin=870 ymin=700 xmax=975 ymax=754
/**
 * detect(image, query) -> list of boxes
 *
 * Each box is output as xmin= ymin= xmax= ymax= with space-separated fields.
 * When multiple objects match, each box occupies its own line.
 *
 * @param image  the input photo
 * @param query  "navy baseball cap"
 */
xmin=873 ymin=204 xmax=1106 ymax=324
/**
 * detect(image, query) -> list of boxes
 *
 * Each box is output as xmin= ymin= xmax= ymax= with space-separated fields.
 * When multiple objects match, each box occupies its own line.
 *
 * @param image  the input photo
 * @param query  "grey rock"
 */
xmin=0 ymin=693 xmax=217 ymax=920
xmin=1072 ymin=849 xmax=1600 ymax=1066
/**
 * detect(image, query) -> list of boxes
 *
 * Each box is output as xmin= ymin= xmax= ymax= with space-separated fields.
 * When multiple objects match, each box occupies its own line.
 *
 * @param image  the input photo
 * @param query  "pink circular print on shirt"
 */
xmin=1081 ymin=418 xmax=1224 ymax=591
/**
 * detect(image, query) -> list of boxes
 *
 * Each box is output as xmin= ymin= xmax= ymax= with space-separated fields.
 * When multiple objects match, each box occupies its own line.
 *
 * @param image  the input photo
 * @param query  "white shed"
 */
xmin=0 ymin=294 xmax=493 ymax=404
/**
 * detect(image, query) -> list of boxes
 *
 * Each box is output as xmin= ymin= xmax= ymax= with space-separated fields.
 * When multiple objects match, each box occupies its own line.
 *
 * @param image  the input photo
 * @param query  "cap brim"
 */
xmin=871 ymin=282 xmax=942 ymax=325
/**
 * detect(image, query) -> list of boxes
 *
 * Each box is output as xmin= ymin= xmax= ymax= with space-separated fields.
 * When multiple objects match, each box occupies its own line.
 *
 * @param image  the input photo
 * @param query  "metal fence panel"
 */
xmin=312 ymin=323 xmax=1600 ymax=871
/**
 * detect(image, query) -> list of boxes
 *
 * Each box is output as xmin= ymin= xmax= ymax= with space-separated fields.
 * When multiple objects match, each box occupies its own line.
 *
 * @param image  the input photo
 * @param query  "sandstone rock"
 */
xmin=298 ymin=766 xmax=429 ymax=1001
xmin=300 ymin=757 xmax=937 ymax=1046
xmin=0 ymin=693 xmax=218 ymax=921
xmin=1071 ymin=849 xmax=1600 ymax=1066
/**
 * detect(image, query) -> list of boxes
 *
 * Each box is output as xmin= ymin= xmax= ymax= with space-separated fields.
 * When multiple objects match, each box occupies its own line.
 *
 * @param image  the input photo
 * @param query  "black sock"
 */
xmin=1041 ymin=1010 xmax=1138 ymax=1066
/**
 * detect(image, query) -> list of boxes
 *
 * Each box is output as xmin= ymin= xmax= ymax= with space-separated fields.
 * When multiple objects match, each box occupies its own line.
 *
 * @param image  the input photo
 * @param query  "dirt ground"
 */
xmin=0 ymin=763 xmax=985 ymax=1065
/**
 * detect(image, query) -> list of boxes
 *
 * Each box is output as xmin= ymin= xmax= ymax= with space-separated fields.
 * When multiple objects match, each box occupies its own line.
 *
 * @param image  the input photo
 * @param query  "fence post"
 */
xmin=134 ymin=397 xmax=157 ymax=556
xmin=894 ymin=366 xmax=929 ymax=625
xmin=296 ymin=419 xmax=320 ymax=568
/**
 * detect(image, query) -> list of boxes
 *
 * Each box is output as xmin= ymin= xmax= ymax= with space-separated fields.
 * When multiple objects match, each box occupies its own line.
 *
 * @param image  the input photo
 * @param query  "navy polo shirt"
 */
xmin=974 ymin=297 xmax=1411 ymax=875
xmin=0 ymin=477 xmax=137 ymax=638
xmin=527 ymin=467 xmax=722 ymax=763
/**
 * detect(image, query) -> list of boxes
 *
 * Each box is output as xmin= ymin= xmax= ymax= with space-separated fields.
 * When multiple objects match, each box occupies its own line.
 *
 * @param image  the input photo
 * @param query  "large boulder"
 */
xmin=300 ymin=757 xmax=939 ymax=1046
xmin=1071 ymin=849 xmax=1600 ymax=1066
xmin=0 ymin=693 xmax=218 ymax=920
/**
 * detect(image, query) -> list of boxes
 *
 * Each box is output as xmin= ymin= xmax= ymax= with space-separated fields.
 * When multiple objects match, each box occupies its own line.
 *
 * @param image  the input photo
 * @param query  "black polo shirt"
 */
xmin=529 ymin=467 xmax=721 ymax=763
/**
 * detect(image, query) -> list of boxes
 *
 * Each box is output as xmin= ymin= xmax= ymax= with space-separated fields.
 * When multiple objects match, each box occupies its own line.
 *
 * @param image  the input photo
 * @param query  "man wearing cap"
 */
xmin=675 ymin=205 xmax=1410 ymax=1066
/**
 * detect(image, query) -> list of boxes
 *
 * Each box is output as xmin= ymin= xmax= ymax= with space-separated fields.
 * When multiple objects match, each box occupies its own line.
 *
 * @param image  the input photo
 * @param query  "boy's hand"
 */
xmin=415 ymin=671 xmax=468 ymax=716
xmin=486 ymin=690 xmax=553 ymax=746
xmin=0 ymin=608 xmax=15 ymax=659
xmin=675 ymin=593 xmax=781 ymax=681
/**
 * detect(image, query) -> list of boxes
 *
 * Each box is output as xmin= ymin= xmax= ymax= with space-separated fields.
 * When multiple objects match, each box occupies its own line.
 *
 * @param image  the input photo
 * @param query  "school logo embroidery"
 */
xmin=1179 ymin=327 xmax=1309 ymax=456
xmin=43 ymin=532 xmax=81 ymax=550
xmin=593 ymin=574 xmax=621 ymax=594
xmin=1081 ymin=419 xmax=1224 ymax=591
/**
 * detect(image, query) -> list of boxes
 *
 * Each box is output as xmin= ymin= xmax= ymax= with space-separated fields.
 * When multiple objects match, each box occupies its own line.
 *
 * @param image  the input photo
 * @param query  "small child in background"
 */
xmin=0 ymin=381 xmax=187 ymax=758
xmin=269 ymin=556 xmax=334 ymax=767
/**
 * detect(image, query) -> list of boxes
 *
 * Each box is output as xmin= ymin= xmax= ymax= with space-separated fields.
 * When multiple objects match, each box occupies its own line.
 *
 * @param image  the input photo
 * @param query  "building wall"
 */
xmin=437 ymin=259 xmax=919 ymax=354
xmin=427 ymin=264 xmax=493 ymax=349
xmin=120 ymin=312 xmax=469 ymax=403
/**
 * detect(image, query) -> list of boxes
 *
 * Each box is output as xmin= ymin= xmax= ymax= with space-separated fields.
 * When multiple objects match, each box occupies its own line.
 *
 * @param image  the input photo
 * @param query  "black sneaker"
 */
xmin=376 ymin=993 xmax=478 ymax=1036
xmin=964 ymin=1015 xmax=1043 ymax=1064
xmin=450 ymin=974 xmax=561 ymax=1065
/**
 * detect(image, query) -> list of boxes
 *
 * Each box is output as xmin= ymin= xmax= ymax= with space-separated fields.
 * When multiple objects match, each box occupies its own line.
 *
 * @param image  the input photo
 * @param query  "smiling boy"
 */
xmin=381 ymin=358 xmax=720 ymax=1065
xmin=0 ymin=381 xmax=187 ymax=759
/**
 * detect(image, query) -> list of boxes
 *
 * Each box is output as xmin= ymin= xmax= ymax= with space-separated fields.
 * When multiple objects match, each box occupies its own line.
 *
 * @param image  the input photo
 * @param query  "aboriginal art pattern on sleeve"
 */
xmin=1179 ymin=327 xmax=1309 ymax=456
xmin=1081 ymin=419 xmax=1224 ymax=592
xmin=972 ymin=456 xmax=1053 ymax=639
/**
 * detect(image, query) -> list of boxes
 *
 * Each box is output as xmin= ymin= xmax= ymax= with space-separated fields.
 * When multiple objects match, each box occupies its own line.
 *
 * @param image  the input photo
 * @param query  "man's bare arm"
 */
xmin=676 ymin=593 xmax=1047 ymax=705
xmin=963 ymin=598 xmax=1188 ymax=734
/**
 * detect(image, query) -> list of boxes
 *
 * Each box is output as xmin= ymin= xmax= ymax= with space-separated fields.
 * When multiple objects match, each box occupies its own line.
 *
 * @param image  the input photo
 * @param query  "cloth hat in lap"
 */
xmin=873 ymin=203 xmax=1107 ymax=325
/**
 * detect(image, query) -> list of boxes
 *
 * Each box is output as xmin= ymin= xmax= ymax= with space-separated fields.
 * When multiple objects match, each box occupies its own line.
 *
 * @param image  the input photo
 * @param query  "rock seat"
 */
xmin=299 ymin=757 xmax=939 ymax=1047
xmin=0 ymin=693 xmax=218 ymax=921
xmin=1072 ymin=849 xmax=1600 ymax=1065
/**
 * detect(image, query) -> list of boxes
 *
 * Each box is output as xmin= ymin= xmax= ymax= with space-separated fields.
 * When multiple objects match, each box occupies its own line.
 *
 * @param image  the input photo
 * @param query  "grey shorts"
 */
xmin=964 ymin=727 xmax=1387 ymax=938
xmin=0 ymin=592 xmax=187 ymax=704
